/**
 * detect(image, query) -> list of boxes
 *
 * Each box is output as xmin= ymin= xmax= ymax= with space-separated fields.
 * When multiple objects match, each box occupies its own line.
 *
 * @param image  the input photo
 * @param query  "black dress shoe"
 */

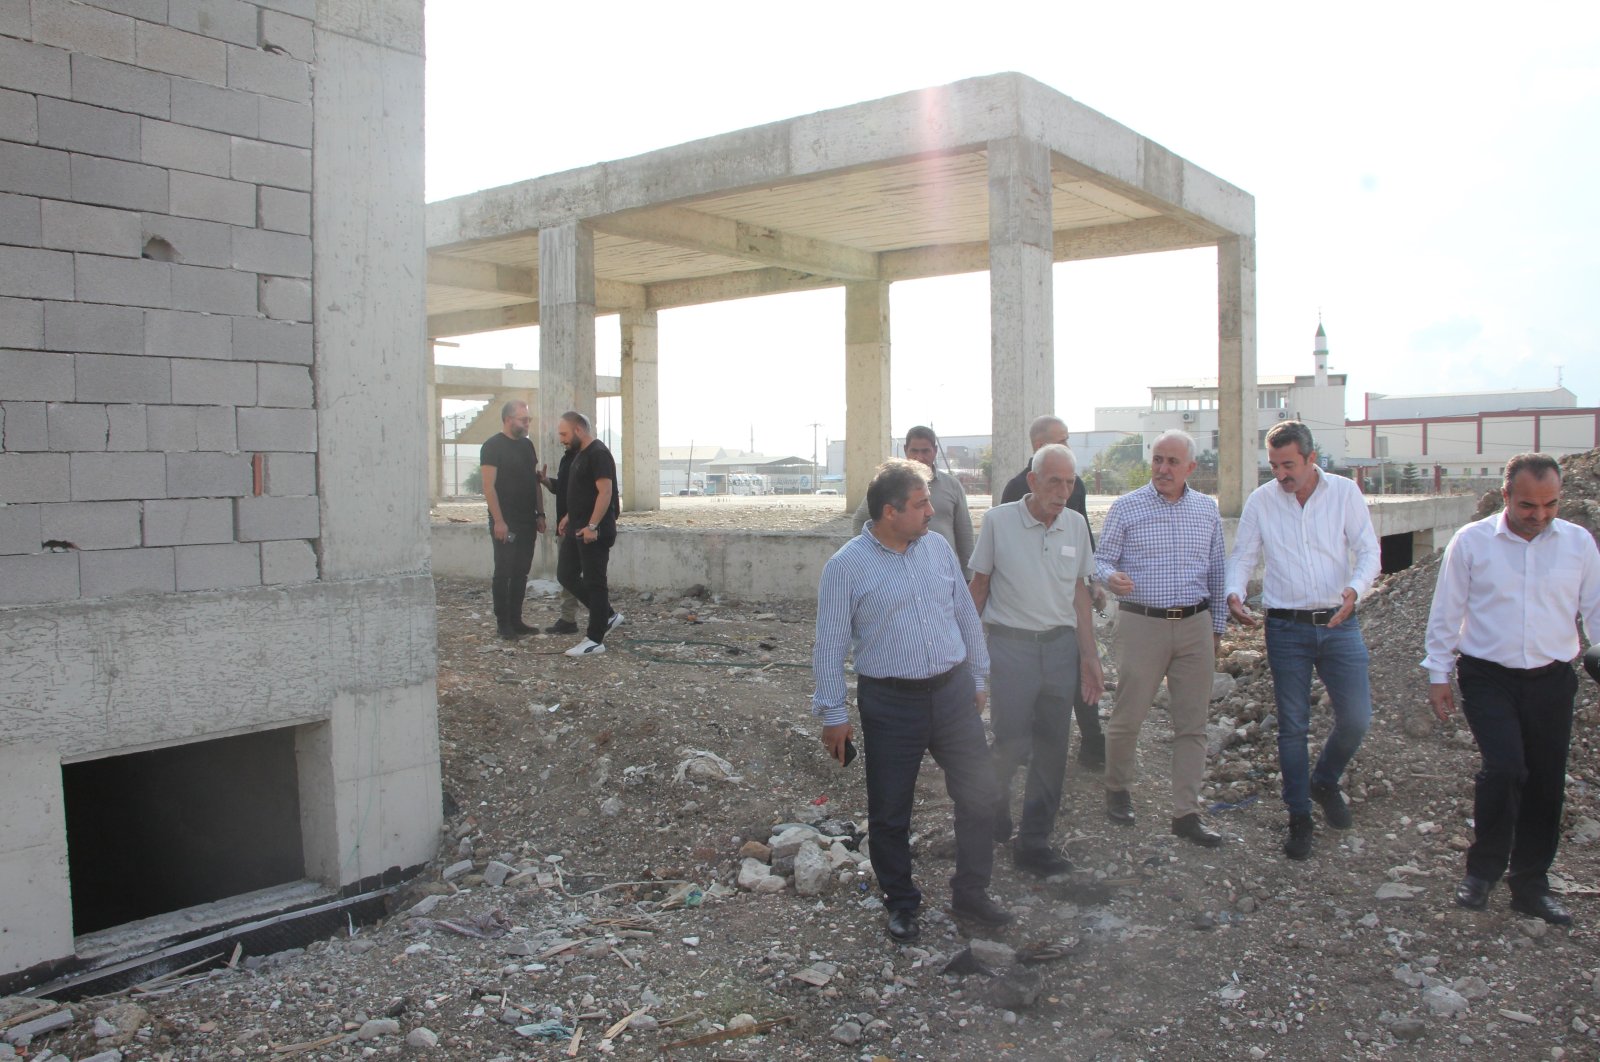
xmin=1106 ymin=789 xmax=1135 ymax=826
xmin=512 ymin=620 xmax=539 ymax=635
xmin=992 ymin=809 xmax=1014 ymax=845
xmin=544 ymin=618 xmax=580 ymax=635
xmin=1077 ymin=731 xmax=1106 ymax=772
xmin=1510 ymin=891 xmax=1573 ymax=926
xmin=1454 ymin=874 xmax=1493 ymax=910
xmin=1310 ymin=782 xmax=1354 ymax=830
xmin=1284 ymin=813 xmax=1314 ymax=861
xmin=1013 ymin=846 xmax=1075 ymax=876
xmin=497 ymin=625 xmax=524 ymax=641
xmin=1171 ymin=813 xmax=1223 ymax=848
xmin=886 ymin=909 xmax=920 ymax=941
xmin=950 ymin=893 xmax=1015 ymax=927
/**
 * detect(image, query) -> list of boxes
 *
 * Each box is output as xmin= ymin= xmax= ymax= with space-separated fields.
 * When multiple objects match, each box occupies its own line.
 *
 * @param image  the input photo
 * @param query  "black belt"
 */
xmin=986 ymin=622 xmax=1072 ymax=643
xmin=859 ymin=666 xmax=959 ymax=692
xmin=1460 ymin=654 xmax=1570 ymax=678
xmin=1120 ymin=599 xmax=1209 ymax=620
xmin=1267 ymin=607 xmax=1341 ymax=626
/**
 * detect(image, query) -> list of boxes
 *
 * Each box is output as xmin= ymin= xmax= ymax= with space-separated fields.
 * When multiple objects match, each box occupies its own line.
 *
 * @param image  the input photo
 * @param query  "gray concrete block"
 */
xmin=31 ymin=0 xmax=136 ymax=63
xmin=226 ymin=45 xmax=309 ymax=104
xmin=141 ymin=213 xmax=233 ymax=268
xmin=0 ymin=552 xmax=79 ymax=604
xmin=170 ymin=263 xmax=255 ymax=314
xmin=257 ymin=362 xmax=309 ymax=407
xmin=260 ymin=537 xmax=316 ymax=583
xmin=170 ymin=76 xmax=258 ymax=137
xmin=232 ymin=317 xmax=308 ymax=364
xmin=196 ymin=403 xmax=236 ymax=450
xmin=70 ymin=154 xmax=168 ymax=211
xmin=0 ymin=38 xmax=71 ymax=98
xmin=258 ymin=0 xmax=315 ymax=16
xmin=171 ymin=357 xmax=254 ymax=405
xmin=175 ymin=540 xmax=259 ymax=590
xmin=140 ymin=117 xmax=232 ymax=178
xmin=170 ymin=169 xmax=255 ymax=225
xmin=144 ymin=497 xmax=234 ymax=545
xmin=45 ymin=301 xmax=145 ymax=354
xmin=168 ymin=0 xmax=258 ymax=47
xmin=70 ymin=53 xmax=172 ymax=120
xmin=106 ymin=403 xmax=147 ymax=450
xmin=258 ymin=274 xmax=308 ymax=320
xmin=136 ymin=22 xmax=227 ymax=85
xmin=258 ymin=10 xmax=313 ymax=62
xmin=0 ymin=247 xmax=74 ymax=300
xmin=232 ymin=225 xmax=309 ymax=277
xmin=236 ymin=493 xmax=318 ymax=540
xmin=70 ymin=451 xmax=166 ymax=500
xmin=0 ymin=193 xmax=42 ymax=247
xmin=144 ymin=307 xmax=231 ymax=358
xmin=40 ymin=500 xmax=141 ymax=550
xmin=80 ymin=545 xmax=175 ymax=597
xmin=237 ymin=405 xmax=314 ymax=451
xmin=46 ymin=402 xmax=109 ymax=451
xmin=0 ymin=86 xmax=38 ymax=144
xmin=0 ymin=503 xmax=42 ymax=555
xmin=75 ymin=254 xmax=172 ymax=308
xmin=76 ymin=352 xmax=172 ymax=403
xmin=37 ymin=97 xmax=141 ymax=162
xmin=167 ymin=450 xmax=249 ymax=496
xmin=0 ymin=296 xmax=45 ymax=349
xmin=0 ymin=452 xmax=70 ymax=502
xmin=88 ymin=0 xmax=169 ymax=20
xmin=146 ymin=403 xmax=199 ymax=450
xmin=230 ymin=137 xmax=310 ymax=191
xmin=0 ymin=0 xmax=29 ymax=39
xmin=2 ymin=401 xmax=46 ymax=451
xmin=0 ymin=350 xmax=74 ymax=400
xmin=256 ymin=96 xmax=310 ymax=148
xmin=256 ymin=186 xmax=309 ymax=235
xmin=263 ymin=451 xmax=313 ymax=495
xmin=41 ymin=201 xmax=142 ymax=257
xmin=0 ymin=143 xmax=71 ymax=198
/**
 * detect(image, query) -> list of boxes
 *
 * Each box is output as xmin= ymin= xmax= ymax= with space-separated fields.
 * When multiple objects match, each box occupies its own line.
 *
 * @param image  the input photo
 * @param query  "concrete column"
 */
xmin=621 ymin=309 xmax=660 ymax=513
xmin=0 ymin=742 xmax=72 ymax=977
xmin=987 ymin=137 xmax=1054 ymax=487
xmin=425 ymin=342 xmax=441 ymax=502
xmin=537 ymin=223 xmax=596 ymax=474
xmin=844 ymin=280 xmax=891 ymax=510
xmin=1216 ymin=236 xmax=1258 ymax=517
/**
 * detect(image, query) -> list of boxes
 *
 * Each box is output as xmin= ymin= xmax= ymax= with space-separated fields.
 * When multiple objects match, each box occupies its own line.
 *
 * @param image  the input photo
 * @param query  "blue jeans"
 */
xmin=1266 ymin=616 xmax=1372 ymax=816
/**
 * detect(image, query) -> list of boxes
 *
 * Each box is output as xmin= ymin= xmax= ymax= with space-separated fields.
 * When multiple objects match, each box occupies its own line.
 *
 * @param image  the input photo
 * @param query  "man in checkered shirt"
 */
xmin=1094 ymin=430 xmax=1228 ymax=847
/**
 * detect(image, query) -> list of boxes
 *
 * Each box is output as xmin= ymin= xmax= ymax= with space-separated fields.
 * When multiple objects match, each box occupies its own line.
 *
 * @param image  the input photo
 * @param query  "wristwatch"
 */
xmin=586 ymin=523 xmax=597 ymax=532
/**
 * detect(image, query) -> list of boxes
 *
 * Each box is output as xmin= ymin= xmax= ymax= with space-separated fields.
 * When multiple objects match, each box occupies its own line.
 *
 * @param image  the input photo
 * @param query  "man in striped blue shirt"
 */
xmin=814 ymin=459 xmax=1011 ymax=943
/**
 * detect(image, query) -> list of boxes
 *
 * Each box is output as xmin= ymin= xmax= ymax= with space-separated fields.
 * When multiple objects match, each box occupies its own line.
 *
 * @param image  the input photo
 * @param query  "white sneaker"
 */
xmin=606 ymin=610 xmax=624 ymax=631
xmin=564 ymin=638 xmax=605 ymax=657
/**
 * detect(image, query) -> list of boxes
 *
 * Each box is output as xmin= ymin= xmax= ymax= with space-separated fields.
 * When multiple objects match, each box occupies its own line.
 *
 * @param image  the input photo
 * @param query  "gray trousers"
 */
xmin=988 ymin=632 xmax=1079 ymax=851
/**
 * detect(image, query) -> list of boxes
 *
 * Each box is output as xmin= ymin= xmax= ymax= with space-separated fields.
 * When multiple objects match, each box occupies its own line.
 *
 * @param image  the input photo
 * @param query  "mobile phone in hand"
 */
xmin=837 ymin=739 xmax=857 ymax=767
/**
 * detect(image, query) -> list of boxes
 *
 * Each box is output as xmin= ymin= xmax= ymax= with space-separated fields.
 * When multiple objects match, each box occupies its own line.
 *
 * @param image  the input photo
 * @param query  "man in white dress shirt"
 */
xmin=1227 ymin=421 xmax=1381 ymax=860
xmin=1423 ymin=453 xmax=1600 ymax=925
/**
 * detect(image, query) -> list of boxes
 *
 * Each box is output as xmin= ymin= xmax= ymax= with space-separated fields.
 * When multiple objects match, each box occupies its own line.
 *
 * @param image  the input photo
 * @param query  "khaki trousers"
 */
xmin=1105 ymin=609 xmax=1215 ymax=817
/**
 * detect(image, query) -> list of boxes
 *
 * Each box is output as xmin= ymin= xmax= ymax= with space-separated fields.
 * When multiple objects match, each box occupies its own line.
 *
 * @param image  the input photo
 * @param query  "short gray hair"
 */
xmin=1152 ymin=429 xmax=1197 ymax=462
xmin=1265 ymin=420 xmax=1314 ymax=457
xmin=1027 ymin=414 xmax=1067 ymax=448
xmin=1030 ymin=443 xmax=1077 ymax=476
xmin=500 ymin=400 xmax=527 ymax=421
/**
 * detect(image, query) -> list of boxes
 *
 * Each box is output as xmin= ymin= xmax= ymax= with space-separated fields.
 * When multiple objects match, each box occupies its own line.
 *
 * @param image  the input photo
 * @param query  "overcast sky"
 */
xmin=425 ymin=1 xmax=1599 ymax=461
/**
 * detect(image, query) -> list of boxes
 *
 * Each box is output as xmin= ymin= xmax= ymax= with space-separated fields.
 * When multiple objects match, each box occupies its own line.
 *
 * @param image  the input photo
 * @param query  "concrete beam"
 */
xmin=427 ymin=302 xmax=538 ymax=338
xmin=1216 ymin=235 xmax=1257 ymax=517
xmin=593 ymin=206 xmax=879 ymax=281
xmin=987 ymin=137 xmax=1054 ymax=486
xmin=620 ymin=309 xmax=659 ymax=513
xmin=426 ymin=253 xmax=533 ymax=298
xmin=645 ymin=267 xmax=842 ymax=311
xmin=844 ymin=281 xmax=891 ymax=511
xmin=881 ymin=216 xmax=1216 ymax=282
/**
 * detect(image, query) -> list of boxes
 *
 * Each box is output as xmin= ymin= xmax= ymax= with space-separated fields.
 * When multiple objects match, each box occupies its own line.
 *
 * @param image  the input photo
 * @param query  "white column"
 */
xmin=987 ymin=136 xmax=1054 ymax=487
xmin=425 ymin=341 xmax=441 ymax=501
xmin=1216 ymin=236 xmax=1258 ymax=517
xmin=620 ymin=308 xmax=659 ymax=512
xmin=537 ymin=222 xmax=596 ymax=470
xmin=844 ymin=280 xmax=891 ymax=511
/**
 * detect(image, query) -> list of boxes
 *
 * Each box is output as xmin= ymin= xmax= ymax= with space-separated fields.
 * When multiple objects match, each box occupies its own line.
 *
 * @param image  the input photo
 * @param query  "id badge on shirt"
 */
xmin=1059 ymin=545 xmax=1076 ymax=557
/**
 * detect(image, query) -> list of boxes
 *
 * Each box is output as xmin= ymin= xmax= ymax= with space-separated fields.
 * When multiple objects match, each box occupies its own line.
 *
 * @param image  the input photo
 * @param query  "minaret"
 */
xmin=1313 ymin=320 xmax=1329 ymax=388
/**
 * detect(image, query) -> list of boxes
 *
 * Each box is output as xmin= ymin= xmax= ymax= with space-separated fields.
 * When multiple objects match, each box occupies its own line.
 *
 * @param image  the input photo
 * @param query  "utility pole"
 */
xmin=808 ymin=422 xmax=822 ymax=494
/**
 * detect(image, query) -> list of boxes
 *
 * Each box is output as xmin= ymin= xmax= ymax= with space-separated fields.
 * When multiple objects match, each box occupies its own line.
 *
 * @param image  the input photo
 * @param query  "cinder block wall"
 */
xmin=0 ymin=0 xmax=439 ymax=982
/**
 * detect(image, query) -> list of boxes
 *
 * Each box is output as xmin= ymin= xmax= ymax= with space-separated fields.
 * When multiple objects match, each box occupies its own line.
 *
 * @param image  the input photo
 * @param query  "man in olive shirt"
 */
xmin=479 ymin=400 xmax=545 ymax=640
xmin=852 ymin=426 xmax=974 ymax=577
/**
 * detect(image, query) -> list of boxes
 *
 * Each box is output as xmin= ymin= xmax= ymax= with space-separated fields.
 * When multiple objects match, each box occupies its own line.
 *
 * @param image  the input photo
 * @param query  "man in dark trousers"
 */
xmin=556 ymin=411 xmax=622 ymax=657
xmin=1424 ymin=453 xmax=1600 ymax=924
xmin=538 ymin=434 xmax=581 ymax=635
xmin=479 ymin=400 xmax=545 ymax=640
xmin=999 ymin=414 xmax=1105 ymax=768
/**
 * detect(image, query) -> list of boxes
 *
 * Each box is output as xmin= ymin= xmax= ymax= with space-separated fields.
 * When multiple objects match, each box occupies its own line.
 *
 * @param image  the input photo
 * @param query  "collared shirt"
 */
xmin=969 ymin=497 xmax=1093 ymax=631
xmin=812 ymin=524 xmax=989 ymax=726
xmin=1226 ymin=468 xmax=1381 ymax=609
xmin=1095 ymin=483 xmax=1227 ymax=634
xmin=851 ymin=467 xmax=975 ymax=571
xmin=1421 ymin=512 xmax=1600 ymax=682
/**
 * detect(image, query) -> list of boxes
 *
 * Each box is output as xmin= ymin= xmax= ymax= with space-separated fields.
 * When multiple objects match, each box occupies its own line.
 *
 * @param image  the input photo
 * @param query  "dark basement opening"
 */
xmin=1380 ymin=531 xmax=1415 ymax=574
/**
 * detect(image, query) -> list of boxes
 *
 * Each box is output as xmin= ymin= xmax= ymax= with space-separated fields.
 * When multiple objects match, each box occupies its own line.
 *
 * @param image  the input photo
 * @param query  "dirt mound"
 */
xmin=1472 ymin=448 xmax=1600 ymax=540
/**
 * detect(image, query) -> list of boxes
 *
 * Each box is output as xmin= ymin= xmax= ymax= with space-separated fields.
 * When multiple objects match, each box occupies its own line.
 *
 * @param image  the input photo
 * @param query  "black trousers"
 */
xmin=1458 ymin=655 xmax=1578 ymax=898
xmin=489 ymin=523 xmax=535 ymax=630
xmin=556 ymin=528 xmax=614 ymax=642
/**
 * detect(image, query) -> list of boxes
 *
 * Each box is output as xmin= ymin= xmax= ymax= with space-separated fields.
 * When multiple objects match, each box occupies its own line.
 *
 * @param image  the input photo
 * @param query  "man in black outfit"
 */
xmin=538 ymin=435 xmax=581 ymax=635
xmin=999 ymin=414 xmax=1106 ymax=768
xmin=556 ymin=411 xmax=622 ymax=657
xmin=479 ymin=400 xmax=545 ymax=640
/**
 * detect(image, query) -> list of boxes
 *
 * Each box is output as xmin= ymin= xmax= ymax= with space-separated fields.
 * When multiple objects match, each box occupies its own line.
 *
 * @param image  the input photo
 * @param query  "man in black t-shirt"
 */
xmin=479 ymin=400 xmax=545 ymax=640
xmin=555 ymin=411 xmax=622 ymax=656
xmin=537 ymin=440 xmax=580 ymax=635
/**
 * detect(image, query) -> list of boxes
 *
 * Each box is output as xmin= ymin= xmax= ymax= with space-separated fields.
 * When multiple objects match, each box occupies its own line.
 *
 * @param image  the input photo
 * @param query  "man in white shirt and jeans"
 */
xmin=1227 ymin=421 xmax=1381 ymax=861
xmin=1423 ymin=453 xmax=1600 ymax=925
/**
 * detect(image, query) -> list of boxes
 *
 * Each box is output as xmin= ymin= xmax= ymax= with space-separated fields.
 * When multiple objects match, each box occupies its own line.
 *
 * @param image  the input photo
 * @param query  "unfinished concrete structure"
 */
xmin=0 ymin=0 xmax=437 ymax=984
xmin=426 ymin=73 xmax=1259 ymax=518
